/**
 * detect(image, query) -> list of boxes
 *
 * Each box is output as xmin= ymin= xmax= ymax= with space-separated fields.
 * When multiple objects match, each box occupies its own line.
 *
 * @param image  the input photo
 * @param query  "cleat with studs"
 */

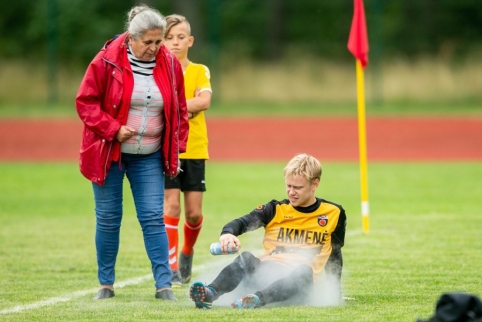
xmin=189 ymin=281 xmax=216 ymax=309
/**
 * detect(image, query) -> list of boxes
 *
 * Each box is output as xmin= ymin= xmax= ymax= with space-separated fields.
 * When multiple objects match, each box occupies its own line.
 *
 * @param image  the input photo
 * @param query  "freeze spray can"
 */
xmin=210 ymin=242 xmax=238 ymax=255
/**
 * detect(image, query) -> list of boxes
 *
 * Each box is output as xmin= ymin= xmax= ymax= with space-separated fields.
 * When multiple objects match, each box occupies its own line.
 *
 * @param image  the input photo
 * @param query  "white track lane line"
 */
xmin=0 ymin=274 xmax=152 ymax=315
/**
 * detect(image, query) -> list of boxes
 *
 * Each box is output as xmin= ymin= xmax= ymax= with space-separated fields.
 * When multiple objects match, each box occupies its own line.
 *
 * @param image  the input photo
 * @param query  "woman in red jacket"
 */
xmin=76 ymin=4 xmax=188 ymax=301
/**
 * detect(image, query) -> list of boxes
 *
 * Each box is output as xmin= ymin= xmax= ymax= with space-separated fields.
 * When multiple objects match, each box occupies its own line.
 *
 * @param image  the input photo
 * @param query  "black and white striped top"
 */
xmin=127 ymin=45 xmax=156 ymax=76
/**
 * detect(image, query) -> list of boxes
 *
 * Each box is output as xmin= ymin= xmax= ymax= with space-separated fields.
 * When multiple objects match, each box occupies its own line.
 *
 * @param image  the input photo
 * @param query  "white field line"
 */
xmin=0 ymin=259 xmax=222 ymax=316
xmin=0 ymin=274 xmax=153 ymax=315
xmin=1 ymin=230 xmax=362 ymax=315
xmin=346 ymin=229 xmax=363 ymax=237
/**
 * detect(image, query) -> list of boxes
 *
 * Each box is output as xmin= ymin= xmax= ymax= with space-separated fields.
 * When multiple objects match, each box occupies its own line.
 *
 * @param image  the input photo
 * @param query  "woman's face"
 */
xmin=129 ymin=29 xmax=163 ymax=61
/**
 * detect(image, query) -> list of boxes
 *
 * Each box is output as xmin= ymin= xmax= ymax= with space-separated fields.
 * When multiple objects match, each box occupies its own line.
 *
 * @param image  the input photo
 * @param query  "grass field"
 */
xmin=1 ymin=53 xmax=481 ymax=321
xmin=1 ymin=56 xmax=482 ymax=120
xmin=1 ymin=161 xmax=481 ymax=321
xmin=1 ymin=100 xmax=482 ymax=119
xmin=3 ymin=56 xmax=482 ymax=108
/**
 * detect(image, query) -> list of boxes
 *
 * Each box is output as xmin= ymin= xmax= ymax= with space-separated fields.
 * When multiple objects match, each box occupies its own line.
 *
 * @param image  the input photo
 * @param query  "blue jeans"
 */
xmin=92 ymin=150 xmax=171 ymax=289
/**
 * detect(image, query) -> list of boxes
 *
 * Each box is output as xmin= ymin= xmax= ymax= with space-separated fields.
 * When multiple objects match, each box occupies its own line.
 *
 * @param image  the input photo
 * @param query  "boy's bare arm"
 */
xmin=186 ymin=87 xmax=211 ymax=117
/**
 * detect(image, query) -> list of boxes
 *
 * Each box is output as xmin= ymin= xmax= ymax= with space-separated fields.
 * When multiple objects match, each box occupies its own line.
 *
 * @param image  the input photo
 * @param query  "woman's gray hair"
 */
xmin=126 ymin=4 xmax=166 ymax=40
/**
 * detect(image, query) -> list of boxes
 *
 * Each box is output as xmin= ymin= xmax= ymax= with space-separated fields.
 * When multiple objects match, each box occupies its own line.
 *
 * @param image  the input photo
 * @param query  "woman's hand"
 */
xmin=116 ymin=125 xmax=137 ymax=143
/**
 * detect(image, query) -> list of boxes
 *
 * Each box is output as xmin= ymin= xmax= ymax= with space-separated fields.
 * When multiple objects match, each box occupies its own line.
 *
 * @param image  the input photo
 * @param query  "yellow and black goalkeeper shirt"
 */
xmin=221 ymin=198 xmax=346 ymax=277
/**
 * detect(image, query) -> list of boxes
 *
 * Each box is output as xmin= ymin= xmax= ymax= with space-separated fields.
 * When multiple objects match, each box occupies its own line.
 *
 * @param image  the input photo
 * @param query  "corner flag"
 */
xmin=348 ymin=0 xmax=369 ymax=68
xmin=348 ymin=0 xmax=370 ymax=233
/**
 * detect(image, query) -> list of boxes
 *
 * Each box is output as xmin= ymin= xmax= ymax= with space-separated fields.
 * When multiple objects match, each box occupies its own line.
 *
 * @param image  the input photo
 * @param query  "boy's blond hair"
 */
xmin=284 ymin=153 xmax=322 ymax=183
xmin=165 ymin=14 xmax=191 ymax=36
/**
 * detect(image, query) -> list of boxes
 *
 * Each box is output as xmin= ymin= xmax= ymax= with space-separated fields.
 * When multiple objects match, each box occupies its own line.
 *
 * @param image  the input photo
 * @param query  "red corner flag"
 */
xmin=348 ymin=0 xmax=369 ymax=68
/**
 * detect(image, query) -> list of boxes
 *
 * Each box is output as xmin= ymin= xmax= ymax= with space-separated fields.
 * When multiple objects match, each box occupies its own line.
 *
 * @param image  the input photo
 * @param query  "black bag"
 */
xmin=417 ymin=293 xmax=482 ymax=322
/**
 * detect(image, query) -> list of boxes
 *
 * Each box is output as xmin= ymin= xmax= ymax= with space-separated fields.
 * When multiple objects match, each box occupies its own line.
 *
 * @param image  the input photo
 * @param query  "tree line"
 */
xmin=1 ymin=0 xmax=481 ymax=67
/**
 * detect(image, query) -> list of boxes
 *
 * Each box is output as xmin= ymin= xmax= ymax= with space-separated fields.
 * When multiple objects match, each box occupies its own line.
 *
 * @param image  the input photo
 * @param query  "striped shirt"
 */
xmin=121 ymin=45 xmax=165 ymax=154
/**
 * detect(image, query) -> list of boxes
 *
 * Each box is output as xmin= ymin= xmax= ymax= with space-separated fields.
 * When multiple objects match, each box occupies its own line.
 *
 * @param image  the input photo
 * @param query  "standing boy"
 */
xmin=163 ymin=14 xmax=212 ymax=287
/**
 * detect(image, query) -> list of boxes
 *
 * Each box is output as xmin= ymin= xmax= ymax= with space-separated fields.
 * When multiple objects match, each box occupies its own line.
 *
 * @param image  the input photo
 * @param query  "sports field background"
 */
xmin=2 ymin=1 xmax=482 ymax=320
xmin=1 ymin=115 xmax=481 ymax=162
xmin=1 ymin=109 xmax=482 ymax=321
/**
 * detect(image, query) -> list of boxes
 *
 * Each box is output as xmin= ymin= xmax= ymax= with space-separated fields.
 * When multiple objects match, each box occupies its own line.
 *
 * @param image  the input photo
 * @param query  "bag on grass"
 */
xmin=416 ymin=292 xmax=482 ymax=322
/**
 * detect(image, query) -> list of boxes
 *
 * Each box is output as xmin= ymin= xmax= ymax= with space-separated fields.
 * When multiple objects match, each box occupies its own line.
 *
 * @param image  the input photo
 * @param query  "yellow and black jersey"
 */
xmin=221 ymin=198 xmax=346 ymax=277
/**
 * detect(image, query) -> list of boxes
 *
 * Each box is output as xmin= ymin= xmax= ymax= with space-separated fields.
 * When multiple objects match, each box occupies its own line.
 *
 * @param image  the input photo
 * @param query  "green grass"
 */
xmin=1 ymin=100 xmax=482 ymax=119
xmin=210 ymin=101 xmax=482 ymax=117
xmin=1 ymin=161 xmax=481 ymax=321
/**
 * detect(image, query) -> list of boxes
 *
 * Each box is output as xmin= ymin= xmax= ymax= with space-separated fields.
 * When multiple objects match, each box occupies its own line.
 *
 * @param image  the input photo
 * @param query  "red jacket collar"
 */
xmin=101 ymin=32 xmax=128 ymax=66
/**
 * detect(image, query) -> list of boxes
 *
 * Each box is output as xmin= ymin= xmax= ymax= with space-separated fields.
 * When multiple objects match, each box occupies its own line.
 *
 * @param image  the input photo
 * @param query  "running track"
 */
xmin=1 ymin=116 xmax=481 ymax=162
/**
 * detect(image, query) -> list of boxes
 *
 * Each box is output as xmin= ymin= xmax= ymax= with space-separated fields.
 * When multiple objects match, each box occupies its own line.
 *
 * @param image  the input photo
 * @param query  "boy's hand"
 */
xmin=219 ymin=234 xmax=241 ymax=253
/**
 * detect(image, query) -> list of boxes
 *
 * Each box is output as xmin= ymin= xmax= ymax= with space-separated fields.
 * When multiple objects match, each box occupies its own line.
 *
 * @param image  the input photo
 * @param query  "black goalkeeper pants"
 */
xmin=208 ymin=251 xmax=314 ymax=306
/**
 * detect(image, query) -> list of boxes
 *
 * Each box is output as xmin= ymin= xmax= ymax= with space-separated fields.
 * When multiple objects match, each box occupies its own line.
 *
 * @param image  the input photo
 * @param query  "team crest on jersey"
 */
xmin=318 ymin=215 xmax=328 ymax=227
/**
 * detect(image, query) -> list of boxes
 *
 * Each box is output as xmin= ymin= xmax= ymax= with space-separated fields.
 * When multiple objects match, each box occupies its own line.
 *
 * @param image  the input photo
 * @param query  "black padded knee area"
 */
xmin=234 ymin=251 xmax=261 ymax=274
xmin=209 ymin=252 xmax=261 ymax=296
xmin=291 ymin=265 xmax=314 ymax=287
xmin=257 ymin=264 xmax=314 ymax=306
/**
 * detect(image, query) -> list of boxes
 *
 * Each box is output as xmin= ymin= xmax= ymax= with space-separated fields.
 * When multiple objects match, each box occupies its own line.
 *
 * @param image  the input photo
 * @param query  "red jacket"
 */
xmin=76 ymin=32 xmax=188 ymax=185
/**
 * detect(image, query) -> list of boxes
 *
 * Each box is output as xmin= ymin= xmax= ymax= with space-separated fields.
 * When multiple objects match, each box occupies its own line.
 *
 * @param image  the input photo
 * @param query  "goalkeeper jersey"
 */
xmin=180 ymin=62 xmax=212 ymax=159
xmin=221 ymin=198 xmax=346 ymax=276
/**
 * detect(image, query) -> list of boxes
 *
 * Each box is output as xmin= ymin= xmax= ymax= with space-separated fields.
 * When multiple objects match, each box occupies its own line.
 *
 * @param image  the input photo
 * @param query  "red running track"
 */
xmin=0 ymin=116 xmax=481 ymax=162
